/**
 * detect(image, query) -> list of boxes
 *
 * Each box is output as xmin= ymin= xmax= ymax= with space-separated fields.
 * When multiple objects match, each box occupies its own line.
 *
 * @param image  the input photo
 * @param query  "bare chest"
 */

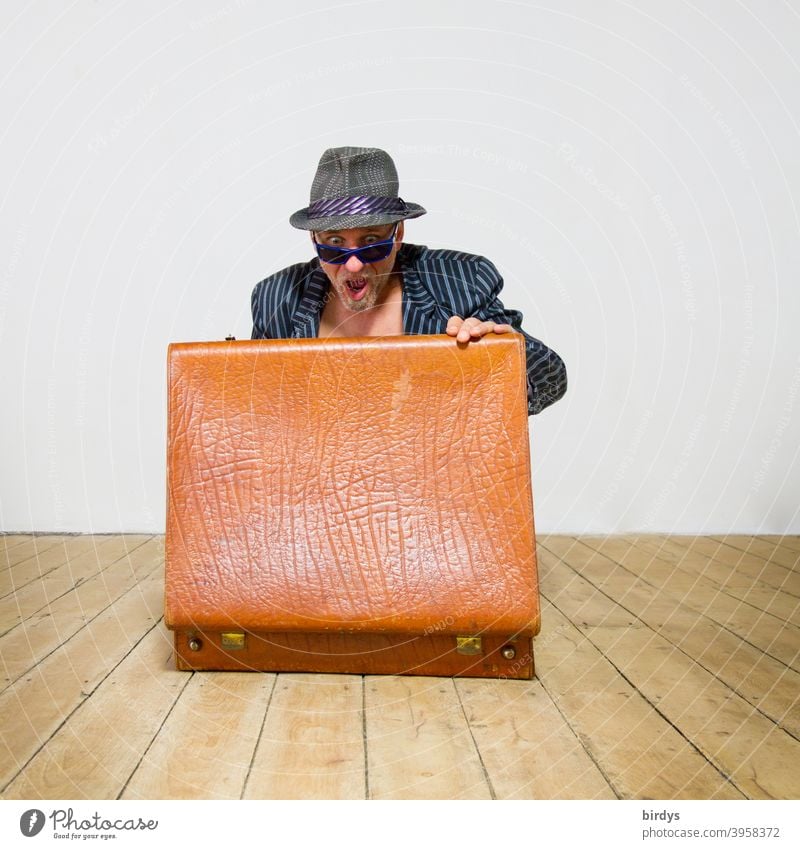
xmin=319 ymin=293 xmax=404 ymax=338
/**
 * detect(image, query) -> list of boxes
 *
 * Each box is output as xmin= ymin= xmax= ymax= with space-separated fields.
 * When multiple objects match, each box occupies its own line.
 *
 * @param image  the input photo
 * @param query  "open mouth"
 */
xmin=345 ymin=278 xmax=369 ymax=300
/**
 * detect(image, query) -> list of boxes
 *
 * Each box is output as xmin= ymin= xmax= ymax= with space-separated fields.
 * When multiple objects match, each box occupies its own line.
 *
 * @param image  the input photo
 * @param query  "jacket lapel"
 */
xmin=291 ymin=263 xmax=329 ymax=338
xmin=399 ymin=245 xmax=449 ymax=335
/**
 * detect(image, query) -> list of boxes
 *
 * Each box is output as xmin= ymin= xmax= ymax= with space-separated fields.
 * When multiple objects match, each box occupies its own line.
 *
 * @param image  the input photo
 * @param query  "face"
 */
xmin=313 ymin=221 xmax=404 ymax=313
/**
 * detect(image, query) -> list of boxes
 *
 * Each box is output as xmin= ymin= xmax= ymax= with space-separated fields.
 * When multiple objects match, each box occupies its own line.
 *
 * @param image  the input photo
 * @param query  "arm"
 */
xmin=445 ymin=258 xmax=567 ymax=415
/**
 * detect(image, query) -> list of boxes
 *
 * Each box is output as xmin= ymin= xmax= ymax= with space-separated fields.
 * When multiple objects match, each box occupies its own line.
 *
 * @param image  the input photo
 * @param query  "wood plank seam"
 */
xmin=0 ymin=536 xmax=42 ymax=558
xmin=539 ymin=579 xmax=730 ymax=792
xmin=625 ymin=537 xmax=800 ymax=622
xmin=568 ymin=540 xmax=800 ymax=724
xmin=541 ymin=590 xmax=743 ymax=798
xmin=633 ymin=536 xmax=798 ymax=609
xmin=364 ymin=677 xmax=492 ymax=799
xmin=756 ymin=536 xmax=800 ymax=553
xmin=540 ymin=543 xmax=800 ymax=798
xmin=533 ymin=669 xmax=622 ymax=799
xmin=519 ymin=664 xmax=622 ymax=800
xmin=721 ymin=542 xmax=800 ymax=605
xmin=361 ymin=676 xmax=369 ymax=800
xmin=238 ymin=672 xmax=279 ymax=800
xmin=675 ymin=537 xmax=800 ymax=602
xmin=533 ymin=585 xmax=744 ymax=800
xmin=1 ymin=617 xmax=164 ymax=795
xmin=453 ymin=680 xmax=497 ymax=800
xmin=0 ymin=535 xmax=155 ymax=602
xmin=600 ymin=536 xmax=800 ymax=675
xmin=0 ymin=535 xmax=141 ymax=578
xmin=239 ymin=674 xmax=363 ymax=800
xmin=568 ymin=538 xmax=800 ymax=675
xmin=0 ymin=554 xmax=165 ymax=694
xmin=468 ymin=608 xmax=621 ymax=799
xmin=0 ymin=536 xmax=156 ymax=635
xmin=0 ymin=536 xmax=70 ymax=574
xmin=0 ymin=535 xmax=118 ymax=596
xmin=711 ymin=535 xmax=800 ymax=564
xmin=1 ymin=624 xmax=184 ymax=800
xmin=543 ymin=541 xmax=800 ymax=743
xmin=115 ymin=659 xmax=196 ymax=800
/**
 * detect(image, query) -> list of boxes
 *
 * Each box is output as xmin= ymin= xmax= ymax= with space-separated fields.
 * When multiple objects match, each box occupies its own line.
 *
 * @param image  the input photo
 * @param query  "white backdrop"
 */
xmin=1 ymin=0 xmax=798 ymax=534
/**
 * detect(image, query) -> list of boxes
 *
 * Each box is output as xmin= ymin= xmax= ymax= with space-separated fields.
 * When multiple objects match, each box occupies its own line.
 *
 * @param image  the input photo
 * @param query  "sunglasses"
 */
xmin=313 ymin=223 xmax=398 ymax=265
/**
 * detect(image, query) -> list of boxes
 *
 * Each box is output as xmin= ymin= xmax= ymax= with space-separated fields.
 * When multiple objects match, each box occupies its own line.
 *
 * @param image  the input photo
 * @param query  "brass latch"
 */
xmin=456 ymin=636 xmax=482 ymax=655
xmin=221 ymin=632 xmax=246 ymax=650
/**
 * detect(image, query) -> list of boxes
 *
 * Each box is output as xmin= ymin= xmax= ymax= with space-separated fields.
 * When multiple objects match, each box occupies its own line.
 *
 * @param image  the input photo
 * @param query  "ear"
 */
xmin=396 ymin=220 xmax=404 ymax=246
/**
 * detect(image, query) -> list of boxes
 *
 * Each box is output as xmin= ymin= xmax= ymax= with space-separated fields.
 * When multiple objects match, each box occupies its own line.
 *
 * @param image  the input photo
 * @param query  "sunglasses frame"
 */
xmin=313 ymin=223 xmax=399 ymax=266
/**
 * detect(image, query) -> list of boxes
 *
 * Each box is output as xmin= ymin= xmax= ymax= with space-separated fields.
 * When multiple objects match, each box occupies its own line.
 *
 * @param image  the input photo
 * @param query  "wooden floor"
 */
xmin=0 ymin=533 xmax=798 ymax=800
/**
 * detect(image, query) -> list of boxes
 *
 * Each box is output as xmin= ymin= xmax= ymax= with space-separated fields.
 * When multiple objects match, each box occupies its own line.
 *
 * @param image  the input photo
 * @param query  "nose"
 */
xmin=344 ymin=254 xmax=365 ymax=272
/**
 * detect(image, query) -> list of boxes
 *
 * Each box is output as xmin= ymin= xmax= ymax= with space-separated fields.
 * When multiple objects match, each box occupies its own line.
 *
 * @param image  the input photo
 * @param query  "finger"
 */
xmin=457 ymin=316 xmax=481 ymax=341
xmin=468 ymin=320 xmax=497 ymax=336
xmin=492 ymin=323 xmax=513 ymax=333
xmin=462 ymin=320 xmax=503 ymax=338
xmin=446 ymin=315 xmax=464 ymax=336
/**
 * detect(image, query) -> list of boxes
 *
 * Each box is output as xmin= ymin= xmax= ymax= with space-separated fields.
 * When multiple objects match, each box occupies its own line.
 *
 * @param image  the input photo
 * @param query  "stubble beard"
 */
xmin=335 ymin=272 xmax=384 ymax=313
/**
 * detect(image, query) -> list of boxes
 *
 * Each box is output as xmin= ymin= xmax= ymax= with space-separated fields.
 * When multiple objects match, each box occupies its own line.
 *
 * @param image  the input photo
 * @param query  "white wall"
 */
xmin=1 ymin=0 xmax=798 ymax=534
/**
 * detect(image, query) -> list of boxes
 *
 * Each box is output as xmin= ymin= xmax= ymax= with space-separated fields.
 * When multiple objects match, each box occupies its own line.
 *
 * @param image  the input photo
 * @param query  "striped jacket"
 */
xmin=251 ymin=243 xmax=567 ymax=415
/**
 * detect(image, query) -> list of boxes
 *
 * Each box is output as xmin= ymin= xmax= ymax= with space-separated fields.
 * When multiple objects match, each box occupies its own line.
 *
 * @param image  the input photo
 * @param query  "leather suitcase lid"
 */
xmin=165 ymin=335 xmax=538 ymax=636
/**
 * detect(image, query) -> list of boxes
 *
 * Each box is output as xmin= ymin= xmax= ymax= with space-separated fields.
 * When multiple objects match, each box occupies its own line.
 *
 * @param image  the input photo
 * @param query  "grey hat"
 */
xmin=289 ymin=146 xmax=426 ymax=231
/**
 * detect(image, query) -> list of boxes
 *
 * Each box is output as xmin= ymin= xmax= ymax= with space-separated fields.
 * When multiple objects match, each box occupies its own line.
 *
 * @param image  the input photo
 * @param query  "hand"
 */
xmin=446 ymin=316 xmax=514 ymax=343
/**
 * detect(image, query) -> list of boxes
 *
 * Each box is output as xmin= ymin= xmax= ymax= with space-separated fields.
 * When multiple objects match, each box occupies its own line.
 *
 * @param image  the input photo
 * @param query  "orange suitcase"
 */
xmin=164 ymin=334 xmax=540 ymax=678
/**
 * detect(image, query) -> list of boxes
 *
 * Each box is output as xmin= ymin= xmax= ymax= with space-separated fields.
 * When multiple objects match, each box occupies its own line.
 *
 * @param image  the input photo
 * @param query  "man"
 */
xmin=251 ymin=147 xmax=567 ymax=415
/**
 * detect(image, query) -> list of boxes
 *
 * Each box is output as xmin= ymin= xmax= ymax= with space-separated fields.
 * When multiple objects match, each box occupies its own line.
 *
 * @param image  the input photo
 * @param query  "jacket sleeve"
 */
xmin=469 ymin=257 xmax=567 ymax=416
xmin=251 ymin=265 xmax=308 ymax=340
xmin=251 ymin=281 xmax=268 ymax=339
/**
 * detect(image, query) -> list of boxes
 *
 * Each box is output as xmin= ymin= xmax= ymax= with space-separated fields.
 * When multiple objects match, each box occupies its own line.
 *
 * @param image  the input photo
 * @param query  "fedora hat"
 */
xmin=289 ymin=146 xmax=426 ymax=231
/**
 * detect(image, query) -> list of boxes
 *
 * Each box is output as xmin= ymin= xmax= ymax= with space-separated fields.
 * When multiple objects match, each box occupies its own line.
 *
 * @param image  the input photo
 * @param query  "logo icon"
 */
xmin=19 ymin=809 xmax=46 ymax=837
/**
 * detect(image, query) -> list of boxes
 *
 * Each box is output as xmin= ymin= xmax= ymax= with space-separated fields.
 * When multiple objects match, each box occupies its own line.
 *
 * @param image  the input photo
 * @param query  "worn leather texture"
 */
xmin=165 ymin=334 xmax=539 ymax=677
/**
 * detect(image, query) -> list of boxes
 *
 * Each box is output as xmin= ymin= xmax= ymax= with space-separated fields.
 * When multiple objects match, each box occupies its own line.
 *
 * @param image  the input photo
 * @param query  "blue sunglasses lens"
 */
xmin=315 ymin=225 xmax=397 ymax=265
xmin=316 ymin=242 xmax=393 ymax=264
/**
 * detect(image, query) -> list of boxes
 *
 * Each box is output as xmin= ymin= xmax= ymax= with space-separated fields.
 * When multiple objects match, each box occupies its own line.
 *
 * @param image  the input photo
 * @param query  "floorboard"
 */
xmin=710 ymin=535 xmax=800 ymax=572
xmin=757 ymin=535 xmax=800 ymax=554
xmin=242 ymin=673 xmax=365 ymax=800
xmin=540 ymin=540 xmax=800 ymax=799
xmin=536 ymin=581 xmax=743 ymax=799
xmin=0 ymin=537 xmax=163 ymax=692
xmin=1 ymin=536 xmax=71 ymax=572
xmin=577 ymin=536 xmax=800 ymax=672
xmin=1 ymin=534 xmax=796 ymax=800
xmin=365 ymin=676 xmax=491 ymax=799
xmin=0 ymin=569 xmax=163 ymax=791
xmin=121 ymin=671 xmax=273 ymax=800
xmin=552 ymin=538 xmax=800 ymax=738
xmin=3 ymin=622 xmax=183 ymax=800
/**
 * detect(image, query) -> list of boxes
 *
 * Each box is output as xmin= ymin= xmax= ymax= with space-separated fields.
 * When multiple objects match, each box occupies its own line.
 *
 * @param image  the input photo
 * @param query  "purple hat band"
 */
xmin=307 ymin=195 xmax=408 ymax=219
